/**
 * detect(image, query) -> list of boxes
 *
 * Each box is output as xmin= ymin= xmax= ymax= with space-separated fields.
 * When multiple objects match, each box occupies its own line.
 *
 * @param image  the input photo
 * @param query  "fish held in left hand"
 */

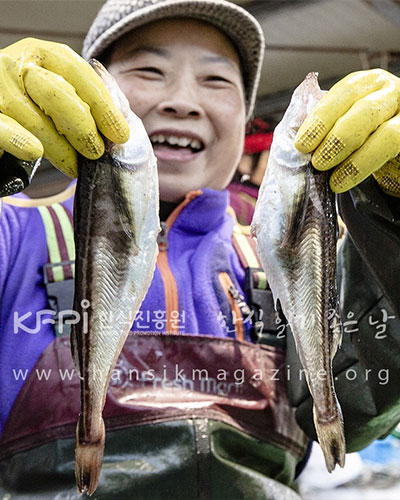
xmin=71 ymin=61 xmax=160 ymax=495
xmin=251 ymin=73 xmax=345 ymax=472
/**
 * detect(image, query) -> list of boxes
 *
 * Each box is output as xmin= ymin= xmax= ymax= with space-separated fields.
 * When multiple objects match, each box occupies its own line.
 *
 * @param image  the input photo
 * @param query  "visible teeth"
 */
xmin=151 ymin=134 xmax=165 ymax=144
xmin=150 ymin=134 xmax=203 ymax=150
xmin=190 ymin=139 xmax=201 ymax=150
xmin=167 ymin=136 xmax=179 ymax=145
xmin=177 ymin=137 xmax=191 ymax=147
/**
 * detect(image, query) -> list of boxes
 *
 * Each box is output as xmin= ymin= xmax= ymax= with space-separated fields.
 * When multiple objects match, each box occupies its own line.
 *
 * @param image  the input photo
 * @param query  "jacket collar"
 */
xmin=166 ymin=188 xmax=230 ymax=234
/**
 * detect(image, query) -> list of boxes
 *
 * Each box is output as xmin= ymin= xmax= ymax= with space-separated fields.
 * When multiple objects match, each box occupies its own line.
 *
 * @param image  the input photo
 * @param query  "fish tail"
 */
xmin=75 ymin=414 xmax=105 ymax=496
xmin=313 ymin=406 xmax=346 ymax=472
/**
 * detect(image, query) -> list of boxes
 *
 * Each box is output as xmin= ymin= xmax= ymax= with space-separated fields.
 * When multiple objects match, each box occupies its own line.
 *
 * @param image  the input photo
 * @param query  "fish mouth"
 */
xmin=149 ymin=130 xmax=205 ymax=158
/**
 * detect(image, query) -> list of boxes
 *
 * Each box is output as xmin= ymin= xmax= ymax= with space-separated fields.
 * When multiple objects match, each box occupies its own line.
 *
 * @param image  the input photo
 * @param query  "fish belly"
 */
xmin=252 ymin=74 xmax=345 ymax=472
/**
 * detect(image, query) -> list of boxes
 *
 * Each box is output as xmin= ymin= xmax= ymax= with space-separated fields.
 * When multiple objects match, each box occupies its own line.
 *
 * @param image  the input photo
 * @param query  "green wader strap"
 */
xmin=37 ymin=203 xmax=75 ymax=337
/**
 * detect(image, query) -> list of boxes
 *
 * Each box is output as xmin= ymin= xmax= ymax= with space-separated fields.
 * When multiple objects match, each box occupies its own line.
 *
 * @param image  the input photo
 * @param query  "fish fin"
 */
xmin=75 ymin=415 xmax=105 ymax=496
xmin=280 ymin=172 xmax=310 ymax=249
xmin=110 ymin=165 xmax=140 ymax=250
xmin=313 ymin=406 xmax=346 ymax=472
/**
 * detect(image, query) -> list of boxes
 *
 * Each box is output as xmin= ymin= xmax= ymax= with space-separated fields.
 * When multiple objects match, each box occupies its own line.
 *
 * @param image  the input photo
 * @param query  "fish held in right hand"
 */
xmin=252 ymin=73 xmax=345 ymax=472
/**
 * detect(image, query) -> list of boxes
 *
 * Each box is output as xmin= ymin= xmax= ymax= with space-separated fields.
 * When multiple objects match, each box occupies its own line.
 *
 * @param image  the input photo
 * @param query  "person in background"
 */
xmin=0 ymin=0 xmax=400 ymax=498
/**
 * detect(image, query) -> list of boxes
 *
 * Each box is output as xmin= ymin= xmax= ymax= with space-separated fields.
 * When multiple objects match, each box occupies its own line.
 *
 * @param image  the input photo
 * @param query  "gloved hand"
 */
xmin=0 ymin=38 xmax=129 ymax=180
xmin=295 ymin=69 xmax=400 ymax=197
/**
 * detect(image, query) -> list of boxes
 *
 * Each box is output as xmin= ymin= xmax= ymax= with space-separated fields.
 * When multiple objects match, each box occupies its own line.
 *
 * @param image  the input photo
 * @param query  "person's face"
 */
xmin=107 ymin=18 xmax=246 ymax=202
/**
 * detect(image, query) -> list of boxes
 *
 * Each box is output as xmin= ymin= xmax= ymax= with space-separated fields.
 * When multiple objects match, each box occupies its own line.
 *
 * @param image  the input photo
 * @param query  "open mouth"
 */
xmin=150 ymin=134 xmax=205 ymax=154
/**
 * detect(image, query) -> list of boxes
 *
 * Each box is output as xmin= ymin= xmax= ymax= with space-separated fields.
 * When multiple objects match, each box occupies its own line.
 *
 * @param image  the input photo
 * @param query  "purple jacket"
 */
xmin=0 ymin=186 xmax=252 ymax=435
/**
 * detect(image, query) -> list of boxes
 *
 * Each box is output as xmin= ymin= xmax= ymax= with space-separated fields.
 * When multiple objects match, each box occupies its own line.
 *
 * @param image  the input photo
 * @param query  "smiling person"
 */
xmin=106 ymin=17 xmax=247 ymax=203
xmin=0 ymin=0 xmax=400 ymax=499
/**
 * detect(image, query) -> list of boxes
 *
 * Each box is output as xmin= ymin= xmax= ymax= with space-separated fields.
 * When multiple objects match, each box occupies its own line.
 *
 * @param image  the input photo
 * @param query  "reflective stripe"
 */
xmin=232 ymin=231 xmax=260 ymax=269
xmin=228 ymin=213 xmax=268 ymax=292
xmin=37 ymin=205 xmax=64 ymax=282
xmin=254 ymin=271 xmax=267 ymax=290
xmin=37 ymin=203 xmax=75 ymax=283
xmin=52 ymin=203 xmax=75 ymax=277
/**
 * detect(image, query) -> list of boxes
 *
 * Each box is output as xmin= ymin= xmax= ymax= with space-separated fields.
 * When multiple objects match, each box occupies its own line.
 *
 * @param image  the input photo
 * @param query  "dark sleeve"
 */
xmin=287 ymin=178 xmax=400 ymax=452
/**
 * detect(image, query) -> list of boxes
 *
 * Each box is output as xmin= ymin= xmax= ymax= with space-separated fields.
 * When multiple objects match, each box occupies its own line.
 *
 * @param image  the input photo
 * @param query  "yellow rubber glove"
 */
xmin=295 ymin=69 xmax=400 ymax=197
xmin=0 ymin=38 xmax=130 ymax=178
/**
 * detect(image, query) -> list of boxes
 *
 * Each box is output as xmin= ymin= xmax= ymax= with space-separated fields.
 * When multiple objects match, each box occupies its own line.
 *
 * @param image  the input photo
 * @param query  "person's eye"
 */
xmin=134 ymin=67 xmax=164 ymax=78
xmin=206 ymin=75 xmax=230 ymax=83
xmin=204 ymin=75 xmax=236 ymax=89
xmin=137 ymin=67 xmax=162 ymax=74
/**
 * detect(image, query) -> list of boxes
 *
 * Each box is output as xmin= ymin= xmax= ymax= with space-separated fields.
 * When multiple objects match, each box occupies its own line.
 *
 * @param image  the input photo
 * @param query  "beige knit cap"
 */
xmin=83 ymin=0 xmax=265 ymax=120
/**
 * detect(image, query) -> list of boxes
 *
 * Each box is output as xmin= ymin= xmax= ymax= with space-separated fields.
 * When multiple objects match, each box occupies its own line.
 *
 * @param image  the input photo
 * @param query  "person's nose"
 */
xmin=157 ymin=77 xmax=204 ymax=118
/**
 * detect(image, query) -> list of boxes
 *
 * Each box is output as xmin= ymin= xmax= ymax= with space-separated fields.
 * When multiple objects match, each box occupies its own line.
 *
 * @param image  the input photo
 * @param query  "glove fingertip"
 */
xmin=50 ymin=154 xmax=78 ymax=178
xmin=329 ymin=177 xmax=345 ymax=193
xmin=59 ymin=162 xmax=78 ymax=179
xmin=296 ymin=117 xmax=327 ymax=153
xmin=311 ymin=155 xmax=332 ymax=172
xmin=373 ymin=165 xmax=400 ymax=198
xmin=100 ymin=109 xmax=130 ymax=145
xmin=80 ymin=130 xmax=105 ymax=160
xmin=329 ymin=159 xmax=361 ymax=193
xmin=294 ymin=135 xmax=312 ymax=154
xmin=20 ymin=135 xmax=44 ymax=162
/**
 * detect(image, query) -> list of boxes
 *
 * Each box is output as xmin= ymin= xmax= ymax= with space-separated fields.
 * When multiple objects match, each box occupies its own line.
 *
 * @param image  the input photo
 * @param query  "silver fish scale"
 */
xmin=71 ymin=62 xmax=159 ymax=495
xmin=252 ymin=73 xmax=345 ymax=473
